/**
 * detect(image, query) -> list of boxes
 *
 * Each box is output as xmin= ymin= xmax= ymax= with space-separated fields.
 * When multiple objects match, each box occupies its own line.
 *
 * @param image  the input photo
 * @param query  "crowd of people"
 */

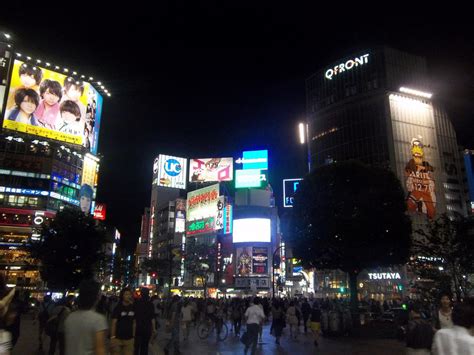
xmin=0 ymin=275 xmax=473 ymax=355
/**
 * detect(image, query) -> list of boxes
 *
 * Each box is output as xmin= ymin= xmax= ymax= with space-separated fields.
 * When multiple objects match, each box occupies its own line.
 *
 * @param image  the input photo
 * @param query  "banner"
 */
xmin=189 ymin=158 xmax=233 ymax=182
xmin=252 ymin=247 xmax=268 ymax=275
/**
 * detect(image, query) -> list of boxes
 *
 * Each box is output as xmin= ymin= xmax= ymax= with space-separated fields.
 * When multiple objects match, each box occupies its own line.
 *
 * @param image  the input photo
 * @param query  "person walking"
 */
xmin=243 ymin=297 xmax=265 ymax=355
xmin=405 ymin=303 xmax=434 ymax=355
xmin=181 ymin=299 xmax=193 ymax=341
xmin=286 ymin=301 xmax=299 ymax=339
xmin=133 ymin=288 xmax=155 ymax=355
xmin=432 ymin=298 xmax=474 ymax=355
xmin=310 ymin=303 xmax=322 ymax=347
xmin=301 ymin=298 xmax=311 ymax=334
xmin=37 ymin=294 xmax=55 ymax=350
xmin=111 ymin=288 xmax=136 ymax=355
xmin=0 ymin=276 xmax=15 ymax=355
xmin=48 ymin=295 xmax=75 ymax=355
xmin=433 ymin=293 xmax=453 ymax=330
xmin=164 ymin=295 xmax=181 ymax=355
xmin=64 ymin=280 xmax=107 ymax=355
xmin=271 ymin=300 xmax=285 ymax=345
xmin=231 ymin=300 xmax=242 ymax=337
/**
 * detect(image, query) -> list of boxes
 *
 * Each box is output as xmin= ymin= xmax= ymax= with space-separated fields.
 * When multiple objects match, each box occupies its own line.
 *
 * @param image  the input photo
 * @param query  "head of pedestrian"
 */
xmin=409 ymin=303 xmax=423 ymax=320
xmin=120 ymin=287 xmax=133 ymax=305
xmin=452 ymin=298 xmax=474 ymax=330
xmin=172 ymin=295 xmax=180 ymax=303
xmin=253 ymin=297 xmax=260 ymax=305
xmin=140 ymin=287 xmax=150 ymax=301
xmin=65 ymin=294 xmax=75 ymax=308
xmin=77 ymin=279 xmax=101 ymax=310
xmin=439 ymin=293 xmax=452 ymax=310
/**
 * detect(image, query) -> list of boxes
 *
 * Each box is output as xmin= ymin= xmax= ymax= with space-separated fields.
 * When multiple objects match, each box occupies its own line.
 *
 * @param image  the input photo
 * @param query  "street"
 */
xmin=13 ymin=314 xmax=405 ymax=355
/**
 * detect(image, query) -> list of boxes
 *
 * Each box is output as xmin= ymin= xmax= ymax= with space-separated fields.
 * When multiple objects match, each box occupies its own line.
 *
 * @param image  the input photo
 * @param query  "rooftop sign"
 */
xmin=325 ymin=54 xmax=369 ymax=80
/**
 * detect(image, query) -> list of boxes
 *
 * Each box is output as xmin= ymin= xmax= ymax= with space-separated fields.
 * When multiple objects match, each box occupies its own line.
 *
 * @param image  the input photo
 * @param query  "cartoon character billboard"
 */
xmin=405 ymin=137 xmax=436 ymax=219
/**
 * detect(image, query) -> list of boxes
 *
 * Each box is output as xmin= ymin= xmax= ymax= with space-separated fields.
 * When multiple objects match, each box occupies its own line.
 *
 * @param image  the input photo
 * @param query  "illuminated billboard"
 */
xmin=80 ymin=153 xmax=100 ymax=215
xmin=252 ymin=247 xmax=268 ymax=274
xmin=186 ymin=184 xmax=219 ymax=222
xmin=235 ymin=169 xmax=267 ymax=188
xmin=93 ymin=203 xmax=106 ymax=220
xmin=2 ymin=60 xmax=103 ymax=154
xmin=233 ymin=218 xmax=271 ymax=243
xmin=236 ymin=247 xmax=252 ymax=276
xmin=236 ymin=150 xmax=268 ymax=170
xmin=189 ymin=158 xmax=233 ymax=182
xmin=283 ymin=178 xmax=302 ymax=208
xmin=155 ymin=154 xmax=187 ymax=189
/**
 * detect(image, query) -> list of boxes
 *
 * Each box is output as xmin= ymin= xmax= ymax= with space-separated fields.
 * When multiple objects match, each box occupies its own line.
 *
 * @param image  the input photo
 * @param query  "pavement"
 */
xmin=13 ymin=313 xmax=405 ymax=355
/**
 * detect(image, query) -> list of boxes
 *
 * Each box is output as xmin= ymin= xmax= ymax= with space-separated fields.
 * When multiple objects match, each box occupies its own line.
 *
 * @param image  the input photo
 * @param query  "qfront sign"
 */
xmin=325 ymin=54 xmax=370 ymax=80
xmin=368 ymin=272 xmax=401 ymax=280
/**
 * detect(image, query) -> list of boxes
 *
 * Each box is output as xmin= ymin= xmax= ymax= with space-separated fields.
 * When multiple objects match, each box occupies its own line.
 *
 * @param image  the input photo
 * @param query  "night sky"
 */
xmin=1 ymin=5 xmax=473 ymax=251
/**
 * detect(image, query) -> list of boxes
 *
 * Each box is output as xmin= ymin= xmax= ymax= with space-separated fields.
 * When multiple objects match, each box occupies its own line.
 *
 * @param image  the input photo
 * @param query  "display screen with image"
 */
xmin=2 ymin=60 xmax=103 ymax=154
xmin=232 ymin=218 xmax=271 ymax=243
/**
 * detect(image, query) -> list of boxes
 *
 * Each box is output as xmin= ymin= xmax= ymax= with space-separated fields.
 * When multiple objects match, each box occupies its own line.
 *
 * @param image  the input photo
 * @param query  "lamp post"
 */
xmin=298 ymin=122 xmax=311 ymax=173
xmin=272 ymin=245 xmax=284 ymax=298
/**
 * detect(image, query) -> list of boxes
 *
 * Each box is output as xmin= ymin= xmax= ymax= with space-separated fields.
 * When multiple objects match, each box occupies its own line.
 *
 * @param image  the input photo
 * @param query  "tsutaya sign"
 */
xmin=368 ymin=272 xmax=401 ymax=280
xmin=325 ymin=54 xmax=370 ymax=80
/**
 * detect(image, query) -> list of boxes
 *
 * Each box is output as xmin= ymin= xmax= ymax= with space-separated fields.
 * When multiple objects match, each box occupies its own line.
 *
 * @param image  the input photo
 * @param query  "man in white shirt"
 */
xmin=244 ymin=298 xmax=265 ymax=355
xmin=432 ymin=299 xmax=474 ymax=355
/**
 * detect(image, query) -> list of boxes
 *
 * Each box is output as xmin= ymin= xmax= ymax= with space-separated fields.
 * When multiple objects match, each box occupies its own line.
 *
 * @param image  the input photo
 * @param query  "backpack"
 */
xmin=45 ymin=307 xmax=66 ymax=337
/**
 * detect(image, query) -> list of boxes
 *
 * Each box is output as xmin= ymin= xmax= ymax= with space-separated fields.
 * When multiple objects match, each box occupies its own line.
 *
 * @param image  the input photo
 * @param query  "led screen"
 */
xmin=2 ymin=60 xmax=103 ymax=154
xmin=232 ymin=218 xmax=271 ymax=243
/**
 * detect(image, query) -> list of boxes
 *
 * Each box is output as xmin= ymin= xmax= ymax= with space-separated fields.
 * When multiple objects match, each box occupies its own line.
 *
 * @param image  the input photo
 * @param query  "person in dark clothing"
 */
xmin=96 ymin=295 xmax=108 ymax=316
xmin=111 ymin=288 xmax=135 ymax=355
xmin=310 ymin=303 xmax=322 ymax=347
xmin=271 ymin=300 xmax=285 ymax=345
xmin=133 ymin=288 xmax=156 ymax=355
xmin=231 ymin=300 xmax=242 ymax=336
xmin=301 ymin=299 xmax=312 ymax=333
xmin=4 ymin=291 xmax=23 ymax=349
xmin=164 ymin=295 xmax=181 ymax=355
xmin=405 ymin=303 xmax=434 ymax=355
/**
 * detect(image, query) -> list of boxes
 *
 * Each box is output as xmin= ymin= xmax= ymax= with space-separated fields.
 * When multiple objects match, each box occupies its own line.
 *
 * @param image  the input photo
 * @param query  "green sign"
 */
xmin=235 ymin=169 xmax=267 ymax=188
xmin=186 ymin=217 xmax=215 ymax=236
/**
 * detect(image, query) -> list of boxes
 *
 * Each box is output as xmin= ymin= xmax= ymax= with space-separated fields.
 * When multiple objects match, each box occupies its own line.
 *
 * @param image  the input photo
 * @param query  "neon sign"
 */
xmin=325 ymin=54 xmax=369 ymax=80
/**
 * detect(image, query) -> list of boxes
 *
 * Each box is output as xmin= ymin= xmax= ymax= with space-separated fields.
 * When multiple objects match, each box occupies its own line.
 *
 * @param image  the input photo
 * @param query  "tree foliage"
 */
xmin=30 ymin=207 xmax=108 ymax=291
xmin=184 ymin=238 xmax=216 ymax=296
xmin=413 ymin=213 xmax=474 ymax=301
xmin=289 ymin=160 xmax=412 ymax=308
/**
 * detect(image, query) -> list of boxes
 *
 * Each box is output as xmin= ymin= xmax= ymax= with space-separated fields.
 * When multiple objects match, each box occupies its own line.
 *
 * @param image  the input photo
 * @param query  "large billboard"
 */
xmin=252 ymin=247 xmax=268 ymax=274
xmin=155 ymin=154 xmax=187 ymax=189
xmin=0 ymin=42 xmax=12 ymax=117
xmin=2 ymin=60 xmax=103 ymax=154
xmin=189 ymin=158 xmax=233 ymax=183
xmin=186 ymin=184 xmax=219 ymax=222
xmin=236 ymin=247 xmax=253 ymax=276
xmin=389 ymin=94 xmax=442 ymax=220
xmin=81 ymin=153 xmax=100 ymax=215
xmin=233 ymin=218 xmax=271 ymax=243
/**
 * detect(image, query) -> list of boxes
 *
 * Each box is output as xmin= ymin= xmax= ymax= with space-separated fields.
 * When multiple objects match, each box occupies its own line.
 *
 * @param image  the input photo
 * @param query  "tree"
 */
xmin=183 ymin=238 xmax=216 ymax=298
xmin=142 ymin=254 xmax=181 ymax=295
xmin=290 ymin=160 xmax=412 ymax=314
xmin=413 ymin=213 xmax=474 ymax=301
xmin=30 ymin=207 xmax=108 ymax=291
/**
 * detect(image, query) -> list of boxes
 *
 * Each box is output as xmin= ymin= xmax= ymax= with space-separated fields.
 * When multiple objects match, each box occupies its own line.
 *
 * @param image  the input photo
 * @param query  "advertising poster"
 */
xmin=80 ymin=154 xmax=99 ymax=215
xmin=1 ymin=42 xmax=12 ymax=117
xmin=215 ymin=196 xmax=224 ymax=230
xmin=156 ymin=154 xmax=187 ymax=189
xmin=189 ymin=158 xmax=233 ymax=182
xmin=223 ymin=203 xmax=233 ymax=234
xmin=236 ymin=247 xmax=252 ymax=276
xmin=186 ymin=183 xmax=219 ymax=221
xmin=186 ymin=217 xmax=215 ymax=236
xmin=2 ymin=60 xmax=103 ymax=154
xmin=252 ymin=247 xmax=268 ymax=275
xmin=93 ymin=203 xmax=106 ymax=220
xmin=405 ymin=137 xmax=436 ymax=219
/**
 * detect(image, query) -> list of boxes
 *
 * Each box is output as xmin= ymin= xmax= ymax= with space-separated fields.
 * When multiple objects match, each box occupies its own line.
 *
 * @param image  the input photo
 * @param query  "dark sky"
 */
xmin=1 ymin=5 xmax=473 ymax=250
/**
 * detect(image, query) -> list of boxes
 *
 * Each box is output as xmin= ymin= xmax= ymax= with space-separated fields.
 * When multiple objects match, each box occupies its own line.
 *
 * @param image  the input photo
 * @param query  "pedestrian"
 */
xmin=271 ymin=300 xmax=285 ymax=345
xmin=64 ymin=279 xmax=107 ymax=355
xmin=432 ymin=298 xmax=474 ymax=355
xmin=432 ymin=293 xmax=453 ymax=330
xmin=111 ymin=287 xmax=136 ymax=355
xmin=405 ymin=303 xmax=434 ymax=355
xmin=164 ymin=295 xmax=181 ymax=355
xmin=134 ymin=288 xmax=156 ymax=355
xmin=47 ymin=295 xmax=75 ymax=355
xmin=231 ymin=300 xmax=242 ymax=336
xmin=181 ymin=299 xmax=193 ymax=341
xmin=243 ymin=297 xmax=265 ymax=355
xmin=37 ymin=294 xmax=54 ymax=350
xmin=0 ymin=276 xmax=15 ymax=355
xmin=151 ymin=296 xmax=161 ymax=330
xmin=286 ymin=301 xmax=299 ymax=339
xmin=4 ymin=290 xmax=23 ymax=350
xmin=310 ymin=303 xmax=322 ymax=347
xmin=301 ymin=298 xmax=311 ymax=333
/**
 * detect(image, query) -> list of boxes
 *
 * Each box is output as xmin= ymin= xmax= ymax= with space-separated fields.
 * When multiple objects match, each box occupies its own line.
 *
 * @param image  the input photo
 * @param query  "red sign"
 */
xmin=93 ymin=204 xmax=107 ymax=220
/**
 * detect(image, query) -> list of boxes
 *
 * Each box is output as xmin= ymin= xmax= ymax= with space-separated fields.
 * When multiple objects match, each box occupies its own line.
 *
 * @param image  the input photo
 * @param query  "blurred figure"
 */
xmin=433 ymin=293 xmax=453 ymax=330
xmin=243 ymin=297 xmax=265 ymax=355
xmin=301 ymin=298 xmax=311 ymax=333
xmin=164 ymin=295 xmax=181 ymax=355
xmin=286 ymin=301 xmax=299 ymax=339
xmin=64 ymin=280 xmax=107 ymax=355
xmin=111 ymin=288 xmax=135 ymax=355
xmin=37 ymin=294 xmax=54 ymax=350
xmin=310 ymin=302 xmax=322 ymax=347
xmin=271 ymin=300 xmax=285 ymax=345
xmin=0 ymin=276 xmax=16 ymax=354
xmin=134 ymin=288 xmax=155 ymax=355
xmin=406 ymin=303 xmax=434 ymax=355
xmin=432 ymin=298 xmax=474 ymax=355
xmin=48 ymin=295 xmax=75 ymax=355
xmin=181 ymin=299 xmax=193 ymax=341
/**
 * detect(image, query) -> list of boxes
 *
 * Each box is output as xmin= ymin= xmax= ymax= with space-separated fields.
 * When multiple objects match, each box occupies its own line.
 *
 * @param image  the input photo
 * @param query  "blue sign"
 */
xmin=283 ymin=178 xmax=302 ymax=208
xmin=164 ymin=159 xmax=182 ymax=177
xmin=241 ymin=150 xmax=268 ymax=170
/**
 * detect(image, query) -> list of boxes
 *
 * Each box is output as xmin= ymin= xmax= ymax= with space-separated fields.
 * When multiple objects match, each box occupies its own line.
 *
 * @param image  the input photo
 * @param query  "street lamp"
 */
xmin=298 ymin=121 xmax=311 ymax=173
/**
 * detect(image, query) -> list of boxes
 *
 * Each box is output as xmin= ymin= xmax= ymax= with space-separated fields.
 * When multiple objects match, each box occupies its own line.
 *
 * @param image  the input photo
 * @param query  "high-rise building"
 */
xmin=0 ymin=35 xmax=106 ymax=291
xmin=306 ymin=47 xmax=468 ymax=224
